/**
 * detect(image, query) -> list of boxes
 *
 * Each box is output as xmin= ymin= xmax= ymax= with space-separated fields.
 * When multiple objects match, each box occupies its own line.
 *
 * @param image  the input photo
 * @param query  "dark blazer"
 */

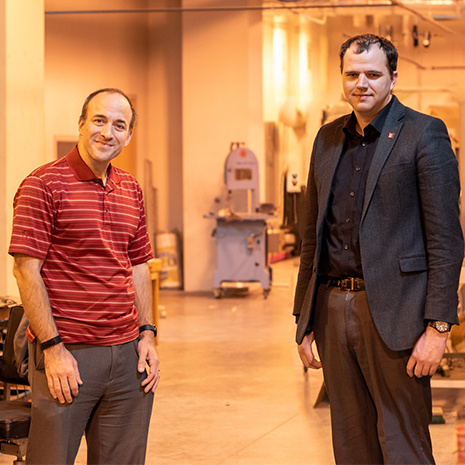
xmin=293 ymin=96 xmax=464 ymax=350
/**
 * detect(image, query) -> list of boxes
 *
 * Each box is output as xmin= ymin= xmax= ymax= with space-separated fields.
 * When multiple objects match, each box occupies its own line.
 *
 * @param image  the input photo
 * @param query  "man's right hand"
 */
xmin=297 ymin=332 xmax=322 ymax=370
xmin=43 ymin=343 xmax=83 ymax=403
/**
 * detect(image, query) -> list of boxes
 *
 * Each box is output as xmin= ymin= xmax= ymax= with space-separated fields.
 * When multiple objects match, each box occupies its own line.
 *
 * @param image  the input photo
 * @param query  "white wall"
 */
xmin=147 ymin=1 xmax=183 ymax=239
xmin=44 ymin=0 xmax=150 ymax=171
xmin=0 ymin=0 xmax=46 ymax=297
xmin=182 ymin=0 xmax=265 ymax=291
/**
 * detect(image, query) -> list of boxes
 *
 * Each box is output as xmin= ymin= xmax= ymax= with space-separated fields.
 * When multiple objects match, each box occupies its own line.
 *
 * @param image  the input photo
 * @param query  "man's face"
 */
xmin=78 ymin=92 xmax=133 ymax=175
xmin=342 ymin=44 xmax=397 ymax=122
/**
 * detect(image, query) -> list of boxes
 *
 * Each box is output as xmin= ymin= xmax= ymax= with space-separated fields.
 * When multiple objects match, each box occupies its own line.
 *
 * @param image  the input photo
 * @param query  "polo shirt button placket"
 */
xmin=104 ymin=204 xmax=110 ymax=226
xmin=102 ymin=189 xmax=110 ymax=227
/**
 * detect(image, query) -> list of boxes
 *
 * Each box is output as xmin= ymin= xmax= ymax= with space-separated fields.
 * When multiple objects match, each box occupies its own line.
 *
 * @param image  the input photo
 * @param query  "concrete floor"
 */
xmin=1 ymin=258 xmax=462 ymax=464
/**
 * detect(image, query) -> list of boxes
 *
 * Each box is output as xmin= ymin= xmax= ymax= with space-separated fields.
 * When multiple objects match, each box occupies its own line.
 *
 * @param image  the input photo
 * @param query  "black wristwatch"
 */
xmin=40 ymin=335 xmax=63 ymax=351
xmin=139 ymin=324 xmax=157 ymax=337
xmin=427 ymin=320 xmax=451 ymax=333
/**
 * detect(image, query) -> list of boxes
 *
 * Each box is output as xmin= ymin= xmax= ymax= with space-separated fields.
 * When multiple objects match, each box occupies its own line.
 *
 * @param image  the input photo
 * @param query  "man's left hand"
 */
xmin=137 ymin=331 xmax=160 ymax=393
xmin=406 ymin=326 xmax=448 ymax=378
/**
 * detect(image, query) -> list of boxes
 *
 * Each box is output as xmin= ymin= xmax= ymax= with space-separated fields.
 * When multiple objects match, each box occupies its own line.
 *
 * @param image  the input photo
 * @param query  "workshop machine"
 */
xmin=205 ymin=144 xmax=274 ymax=299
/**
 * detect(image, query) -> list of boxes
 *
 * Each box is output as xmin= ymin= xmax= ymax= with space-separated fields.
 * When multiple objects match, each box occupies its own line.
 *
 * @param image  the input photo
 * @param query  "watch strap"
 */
xmin=40 ymin=335 xmax=62 ymax=351
xmin=139 ymin=324 xmax=157 ymax=337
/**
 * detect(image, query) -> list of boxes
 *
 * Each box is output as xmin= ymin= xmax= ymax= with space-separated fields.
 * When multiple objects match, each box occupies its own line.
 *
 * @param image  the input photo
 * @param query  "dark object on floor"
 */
xmin=0 ymin=306 xmax=31 ymax=463
xmin=431 ymin=406 xmax=445 ymax=424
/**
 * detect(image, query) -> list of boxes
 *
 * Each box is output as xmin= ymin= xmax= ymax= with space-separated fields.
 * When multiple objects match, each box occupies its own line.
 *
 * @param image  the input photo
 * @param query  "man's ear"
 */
xmin=390 ymin=71 xmax=398 ymax=91
xmin=124 ymin=131 xmax=133 ymax=147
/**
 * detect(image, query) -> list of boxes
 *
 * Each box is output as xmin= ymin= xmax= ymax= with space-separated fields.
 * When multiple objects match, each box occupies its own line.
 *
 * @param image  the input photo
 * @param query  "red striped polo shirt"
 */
xmin=9 ymin=147 xmax=154 ymax=345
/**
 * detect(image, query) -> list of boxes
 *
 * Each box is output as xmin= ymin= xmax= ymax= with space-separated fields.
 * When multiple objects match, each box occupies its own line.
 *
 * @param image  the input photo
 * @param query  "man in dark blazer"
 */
xmin=294 ymin=34 xmax=464 ymax=464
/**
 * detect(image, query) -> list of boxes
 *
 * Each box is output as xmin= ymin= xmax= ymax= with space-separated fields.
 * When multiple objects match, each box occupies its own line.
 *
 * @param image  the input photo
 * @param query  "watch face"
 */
xmin=431 ymin=321 xmax=450 ymax=332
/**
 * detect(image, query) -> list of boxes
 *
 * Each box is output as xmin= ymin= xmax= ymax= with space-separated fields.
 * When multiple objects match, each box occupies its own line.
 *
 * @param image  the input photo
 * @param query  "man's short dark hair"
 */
xmin=79 ymin=88 xmax=137 ymax=132
xmin=339 ymin=34 xmax=398 ymax=77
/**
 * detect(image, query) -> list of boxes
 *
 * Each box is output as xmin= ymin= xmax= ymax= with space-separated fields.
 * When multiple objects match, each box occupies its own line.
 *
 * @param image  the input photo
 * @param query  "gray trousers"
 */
xmin=313 ymin=284 xmax=434 ymax=465
xmin=26 ymin=340 xmax=154 ymax=465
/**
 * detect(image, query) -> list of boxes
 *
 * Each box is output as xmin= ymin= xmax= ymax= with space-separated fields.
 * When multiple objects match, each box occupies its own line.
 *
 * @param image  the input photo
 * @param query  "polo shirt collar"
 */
xmin=66 ymin=146 xmax=121 ymax=184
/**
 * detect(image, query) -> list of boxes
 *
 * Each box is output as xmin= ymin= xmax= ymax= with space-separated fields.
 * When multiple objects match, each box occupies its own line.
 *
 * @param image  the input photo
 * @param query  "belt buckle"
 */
xmin=340 ymin=278 xmax=356 ymax=291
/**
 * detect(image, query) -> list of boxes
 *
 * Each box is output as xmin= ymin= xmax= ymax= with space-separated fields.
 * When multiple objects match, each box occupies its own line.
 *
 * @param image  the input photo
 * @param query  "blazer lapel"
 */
xmin=318 ymin=119 xmax=347 ymax=218
xmin=361 ymin=97 xmax=405 ymax=222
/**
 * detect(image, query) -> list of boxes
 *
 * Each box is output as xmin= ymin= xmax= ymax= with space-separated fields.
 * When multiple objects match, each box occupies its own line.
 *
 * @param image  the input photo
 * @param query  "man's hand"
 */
xmin=297 ymin=332 xmax=322 ymax=370
xmin=406 ymin=326 xmax=449 ymax=378
xmin=138 ymin=331 xmax=160 ymax=393
xmin=43 ymin=343 xmax=82 ymax=404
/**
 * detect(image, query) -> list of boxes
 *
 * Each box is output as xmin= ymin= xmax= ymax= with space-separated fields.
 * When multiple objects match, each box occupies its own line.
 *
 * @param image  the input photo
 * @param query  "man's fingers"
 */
xmin=418 ymin=362 xmax=437 ymax=378
xmin=142 ymin=368 xmax=161 ymax=393
xmin=151 ymin=370 xmax=161 ymax=393
xmin=137 ymin=336 xmax=160 ymax=393
xmin=406 ymin=356 xmax=415 ymax=377
xmin=297 ymin=345 xmax=311 ymax=368
xmin=429 ymin=363 xmax=440 ymax=376
xmin=47 ymin=374 xmax=78 ymax=404
xmin=297 ymin=340 xmax=322 ymax=370
xmin=137 ymin=355 xmax=145 ymax=373
xmin=68 ymin=376 xmax=81 ymax=397
xmin=48 ymin=376 xmax=66 ymax=403
xmin=407 ymin=357 xmax=438 ymax=379
xmin=47 ymin=378 xmax=58 ymax=400
xmin=61 ymin=382 xmax=73 ymax=404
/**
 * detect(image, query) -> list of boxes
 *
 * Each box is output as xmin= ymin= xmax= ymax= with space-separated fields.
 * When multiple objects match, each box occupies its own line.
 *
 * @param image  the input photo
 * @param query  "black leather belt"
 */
xmin=322 ymin=277 xmax=365 ymax=291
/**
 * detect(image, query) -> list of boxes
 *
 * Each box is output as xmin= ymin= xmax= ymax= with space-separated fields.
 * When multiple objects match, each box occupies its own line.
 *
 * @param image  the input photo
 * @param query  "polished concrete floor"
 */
xmin=1 ymin=258 xmax=463 ymax=464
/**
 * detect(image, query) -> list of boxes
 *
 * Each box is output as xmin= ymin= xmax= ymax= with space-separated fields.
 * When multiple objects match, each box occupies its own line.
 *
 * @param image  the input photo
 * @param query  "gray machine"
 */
xmin=205 ymin=144 xmax=274 ymax=299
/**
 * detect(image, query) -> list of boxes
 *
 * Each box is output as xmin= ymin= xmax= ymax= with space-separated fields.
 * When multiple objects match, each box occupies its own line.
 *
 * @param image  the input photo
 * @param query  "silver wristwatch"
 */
xmin=427 ymin=320 xmax=451 ymax=333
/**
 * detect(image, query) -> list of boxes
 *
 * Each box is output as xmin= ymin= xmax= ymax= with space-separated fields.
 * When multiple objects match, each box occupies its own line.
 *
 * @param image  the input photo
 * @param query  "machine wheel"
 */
xmin=263 ymin=288 xmax=271 ymax=299
xmin=213 ymin=288 xmax=224 ymax=299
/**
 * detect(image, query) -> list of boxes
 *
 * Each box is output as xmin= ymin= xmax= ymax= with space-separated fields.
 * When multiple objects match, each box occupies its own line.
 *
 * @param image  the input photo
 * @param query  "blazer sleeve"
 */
xmin=292 ymin=137 xmax=319 ymax=324
xmin=416 ymin=116 xmax=464 ymax=323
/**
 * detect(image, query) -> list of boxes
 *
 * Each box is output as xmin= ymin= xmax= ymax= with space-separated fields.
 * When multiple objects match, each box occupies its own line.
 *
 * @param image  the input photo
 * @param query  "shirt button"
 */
xmin=361 ymin=141 xmax=367 ymax=147
xmin=350 ymin=192 xmax=355 ymax=197
xmin=345 ymin=218 xmax=350 ymax=223
xmin=344 ymin=245 xmax=349 ymax=250
xmin=355 ymin=167 xmax=361 ymax=172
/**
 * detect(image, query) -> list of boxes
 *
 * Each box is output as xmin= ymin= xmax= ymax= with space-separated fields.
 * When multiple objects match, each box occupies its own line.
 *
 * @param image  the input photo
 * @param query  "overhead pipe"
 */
xmin=390 ymin=0 xmax=455 ymax=33
xmin=43 ymin=4 xmax=396 ymax=15
xmin=44 ymin=2 xmax=456 ymax=34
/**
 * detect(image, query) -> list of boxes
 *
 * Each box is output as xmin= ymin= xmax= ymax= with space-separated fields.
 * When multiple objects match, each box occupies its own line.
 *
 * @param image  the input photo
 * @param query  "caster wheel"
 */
xmin=213 ymin=288 xmax=224 ymax=299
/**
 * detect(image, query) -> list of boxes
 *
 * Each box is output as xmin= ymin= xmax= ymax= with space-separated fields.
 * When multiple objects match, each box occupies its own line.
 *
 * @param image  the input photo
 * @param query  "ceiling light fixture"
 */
xmin=422 ymin=31 xmax=431 ymax=47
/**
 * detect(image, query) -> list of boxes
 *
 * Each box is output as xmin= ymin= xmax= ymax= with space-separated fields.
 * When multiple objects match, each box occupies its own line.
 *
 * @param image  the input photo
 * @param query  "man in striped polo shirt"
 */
xmin=9 ymin=88 xmax=159 ymax=464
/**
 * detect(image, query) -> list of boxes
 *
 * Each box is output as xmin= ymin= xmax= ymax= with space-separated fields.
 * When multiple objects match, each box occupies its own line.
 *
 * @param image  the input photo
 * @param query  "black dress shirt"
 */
xmin=320 ymin=99 xmax=393 ymax=278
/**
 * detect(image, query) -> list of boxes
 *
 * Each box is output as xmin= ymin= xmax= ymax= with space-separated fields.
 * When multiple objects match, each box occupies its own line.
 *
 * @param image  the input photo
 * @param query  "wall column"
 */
xmin=0 ymin=0 xmax=46 ymax=296
xmin=181 ymin=0 xmax=264 ymax=291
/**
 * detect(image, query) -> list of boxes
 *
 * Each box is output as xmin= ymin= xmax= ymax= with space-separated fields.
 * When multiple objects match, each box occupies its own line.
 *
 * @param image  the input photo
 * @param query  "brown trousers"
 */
xmin=26 ymin=340 xmax=154 ymax=465
xmin=313 ymin=284 xmax=434 ymax=465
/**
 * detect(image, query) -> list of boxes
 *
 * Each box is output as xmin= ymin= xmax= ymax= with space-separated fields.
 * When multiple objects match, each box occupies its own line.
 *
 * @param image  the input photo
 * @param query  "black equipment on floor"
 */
xmin=0 ymin=305 xmax=31 ymax=464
